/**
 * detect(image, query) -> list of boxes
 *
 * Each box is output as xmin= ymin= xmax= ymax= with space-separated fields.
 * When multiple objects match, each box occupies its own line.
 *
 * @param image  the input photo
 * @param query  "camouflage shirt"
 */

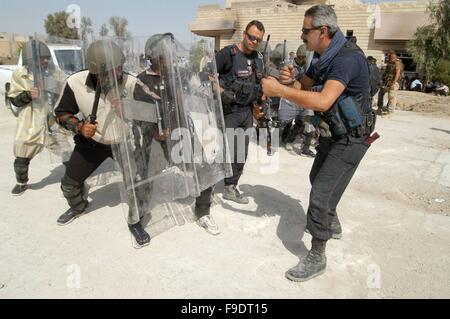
xmin=383 ymin=59 xmax=403 ymax=87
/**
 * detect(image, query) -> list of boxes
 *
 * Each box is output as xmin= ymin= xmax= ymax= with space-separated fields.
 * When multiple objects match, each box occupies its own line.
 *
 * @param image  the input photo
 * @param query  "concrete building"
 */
xmin=189 ymin=0 xmax=432 ymax=71
xmin=0 ymin=32 xmax=28 ymax=65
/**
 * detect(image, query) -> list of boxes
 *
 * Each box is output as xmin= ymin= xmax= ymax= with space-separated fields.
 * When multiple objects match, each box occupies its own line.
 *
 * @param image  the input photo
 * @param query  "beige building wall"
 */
xmin=0 ymin=33 xmax=28 ymax=64
xmin=190 ymin=0 xmax=430 ymax=69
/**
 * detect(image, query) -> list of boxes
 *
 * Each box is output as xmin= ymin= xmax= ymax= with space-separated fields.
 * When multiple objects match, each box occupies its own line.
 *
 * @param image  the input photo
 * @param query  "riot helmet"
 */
xmin=87 ymin=39 xmax=125 ymax=75
xmin=86 ymin=40 xmax=125 ymax=91
xmin=144 ymin=33 xmax=175 ymax=72
xmin=22 ymin=40 xmax=52 ymax=69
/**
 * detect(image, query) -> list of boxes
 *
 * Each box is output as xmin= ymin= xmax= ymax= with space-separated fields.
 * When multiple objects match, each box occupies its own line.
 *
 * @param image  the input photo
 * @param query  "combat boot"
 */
xmin=286 ymin=238 xmax=327 ymax=282
xmin=222 ymin=185 xmax=249 ymax=205
xmin=57 ymin=208 xmax=86 ymax=226
xmin=11 ymin=184 xmax=28 ymax=196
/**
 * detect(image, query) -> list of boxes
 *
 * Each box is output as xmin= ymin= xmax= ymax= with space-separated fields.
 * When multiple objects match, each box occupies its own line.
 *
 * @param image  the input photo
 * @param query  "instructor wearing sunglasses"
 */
xmin=262 ymin=5 xmax=376 ymax=282
xmin=206 ymin=20 xmax=266 ymax=207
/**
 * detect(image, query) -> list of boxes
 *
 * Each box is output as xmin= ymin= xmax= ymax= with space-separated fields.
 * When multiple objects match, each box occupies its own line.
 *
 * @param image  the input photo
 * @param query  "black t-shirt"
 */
xmin=306 ymin=50 xmax=370 ymax=106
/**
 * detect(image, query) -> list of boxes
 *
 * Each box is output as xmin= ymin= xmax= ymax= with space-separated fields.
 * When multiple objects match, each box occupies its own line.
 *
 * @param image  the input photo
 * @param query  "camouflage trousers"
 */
xmin=378 ymin=83 xmax=399 ymax=113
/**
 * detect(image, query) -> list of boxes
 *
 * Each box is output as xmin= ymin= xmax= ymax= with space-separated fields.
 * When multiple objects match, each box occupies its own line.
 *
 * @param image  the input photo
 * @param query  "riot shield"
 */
xmin=179 ymin=38 xmax=232 ymax=194
xmin=12 ymin=35 xmax=84 ymax=163
xmin=93 ymin=37 xmax=196 ymax=234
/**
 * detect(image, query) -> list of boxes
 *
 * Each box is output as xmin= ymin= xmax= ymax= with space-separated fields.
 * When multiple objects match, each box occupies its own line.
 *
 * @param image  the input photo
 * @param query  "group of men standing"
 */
xmin=8 ymin=4 xmax=378 ymax=282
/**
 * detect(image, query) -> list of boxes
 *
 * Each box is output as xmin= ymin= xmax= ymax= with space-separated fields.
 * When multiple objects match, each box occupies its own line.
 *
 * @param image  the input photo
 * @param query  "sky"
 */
xmin=0 ymin=0 xmax=416 ymax=43
xmin=0 ymin=0 xmax=226 ymax=43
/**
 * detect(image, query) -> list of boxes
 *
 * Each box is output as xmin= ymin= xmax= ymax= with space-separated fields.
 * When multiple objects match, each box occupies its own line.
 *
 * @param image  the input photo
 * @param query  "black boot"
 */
xmin=57 ymin=208 xmax=86 ymax=226
xmin=13 ymin=157 xmax=30 ymax=196
xmin=11 ymin=184 xmax=28 ymax=196
xmin=129 ymin=222 xmax=151 ymax=249
xmin=285 ymin=238 xmax=327 ymax=282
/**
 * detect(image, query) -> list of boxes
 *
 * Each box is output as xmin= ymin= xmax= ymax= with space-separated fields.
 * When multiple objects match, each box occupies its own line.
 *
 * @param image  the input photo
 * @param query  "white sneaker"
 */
xmin=197 ymin=215 xmax=221 ymax=236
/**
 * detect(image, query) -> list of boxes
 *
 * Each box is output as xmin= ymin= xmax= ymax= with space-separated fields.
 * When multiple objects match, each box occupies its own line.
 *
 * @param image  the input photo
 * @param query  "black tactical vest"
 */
xmin=315 ymin=41 xmax=375 ymax=138
xmin=220 ymin=45 xmax=264 ymax=108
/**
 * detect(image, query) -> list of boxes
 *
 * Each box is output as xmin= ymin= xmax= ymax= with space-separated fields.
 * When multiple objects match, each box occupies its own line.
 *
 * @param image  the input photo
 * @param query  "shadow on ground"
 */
xmin=217 ymin=183 xmax=309 ymax=258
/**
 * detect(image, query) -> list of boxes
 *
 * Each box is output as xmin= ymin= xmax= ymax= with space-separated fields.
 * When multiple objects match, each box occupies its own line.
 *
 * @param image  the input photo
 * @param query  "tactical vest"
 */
xmin=383 ymin=59 xmax=403 ymax=87
xmin=314 ymin=41 xmax=375 ymax=138
xmin=220 ymin=45 xmax=264 ymax=108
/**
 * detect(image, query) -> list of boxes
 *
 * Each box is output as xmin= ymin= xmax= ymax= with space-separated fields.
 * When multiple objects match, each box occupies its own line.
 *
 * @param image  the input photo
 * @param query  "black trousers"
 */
xmin=224 ymin=107 xmax=254 ymax=186
xmin=66 ymin=135 xmax=215 ymax=221
xmin=195 ymin=187 xmax=215 ymax=219
xmin=306 ymin=135 xmax=370 ymax=241
xmin=64 ymin=135 xmax=113 ymax=185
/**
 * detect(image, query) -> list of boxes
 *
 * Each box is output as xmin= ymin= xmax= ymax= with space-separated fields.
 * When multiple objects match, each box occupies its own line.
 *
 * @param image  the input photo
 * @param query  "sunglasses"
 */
xmin=245 ymin=32 xmax=263 ymax=43
xmin=302 ymin=26 xmax=324 ymax=35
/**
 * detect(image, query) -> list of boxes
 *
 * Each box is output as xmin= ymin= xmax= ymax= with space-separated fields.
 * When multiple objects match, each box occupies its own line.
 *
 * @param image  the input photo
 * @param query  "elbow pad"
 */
xmin=11 ymin=91 xmax=32 ymax=107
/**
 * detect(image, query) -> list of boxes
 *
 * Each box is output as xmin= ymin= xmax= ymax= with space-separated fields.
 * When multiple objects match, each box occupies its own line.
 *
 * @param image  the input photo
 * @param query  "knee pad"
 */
xmin=61 ymin=175 xmax=88 ymax=213
xmin=14 ymin=157 xmax=31 ymax=184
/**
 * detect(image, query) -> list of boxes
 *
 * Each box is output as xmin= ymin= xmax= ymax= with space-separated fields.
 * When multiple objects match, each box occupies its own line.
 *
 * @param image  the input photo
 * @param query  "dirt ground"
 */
xmin=0 ymin=91 xmax=449 ymax=299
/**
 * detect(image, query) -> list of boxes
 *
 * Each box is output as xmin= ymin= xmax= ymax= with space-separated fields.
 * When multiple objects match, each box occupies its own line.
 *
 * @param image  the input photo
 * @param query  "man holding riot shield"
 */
xmin=8 ymin=39 xmax=68 ymax=196
xmin=54 ymin=39 xmax=152 ymax=248
xmin=138 ymin=34 xmax=232 ymax=236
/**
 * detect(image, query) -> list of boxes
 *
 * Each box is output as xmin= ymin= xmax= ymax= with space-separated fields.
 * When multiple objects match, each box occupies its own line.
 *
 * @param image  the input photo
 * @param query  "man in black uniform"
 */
xmin=263 ymin=5 xmax=376 ymax=282
xmin=54 ymin=40 xmax=151 ymax=248
xmin=216 ymin=20 xmax=265 ymax=204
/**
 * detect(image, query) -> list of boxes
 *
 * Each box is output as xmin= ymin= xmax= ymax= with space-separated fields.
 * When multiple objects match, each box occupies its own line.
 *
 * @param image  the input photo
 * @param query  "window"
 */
xmin=53 ymin=49 xmax=84 ymax=75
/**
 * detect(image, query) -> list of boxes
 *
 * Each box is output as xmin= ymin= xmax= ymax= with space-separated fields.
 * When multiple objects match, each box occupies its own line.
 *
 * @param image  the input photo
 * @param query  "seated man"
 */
xmin=435 ymin=81 xmax=449 ymax=96
xmin=410 ymin=75 xmax=423 ymax=92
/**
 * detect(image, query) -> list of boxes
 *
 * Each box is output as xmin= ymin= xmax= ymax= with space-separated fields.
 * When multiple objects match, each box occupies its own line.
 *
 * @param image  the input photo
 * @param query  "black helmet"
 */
xmin=86 ymin=40 xmax=125 ymax=75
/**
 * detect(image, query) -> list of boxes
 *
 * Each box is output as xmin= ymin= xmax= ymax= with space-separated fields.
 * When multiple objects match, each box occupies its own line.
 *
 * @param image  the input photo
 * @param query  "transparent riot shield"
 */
xmin=93 ymin=37 xmax=196 ymax=235
xmin=10 ymin=36 xmax=78 ymax=164
xmin=179 ymin=38 xmax=232 ymax=194
xmin=29 ymin=35 xmax=85 ymax=164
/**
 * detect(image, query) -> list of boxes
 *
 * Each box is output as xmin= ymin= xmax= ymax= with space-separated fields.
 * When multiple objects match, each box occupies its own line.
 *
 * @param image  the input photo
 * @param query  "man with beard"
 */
xmin=262 ymin=5 xmax=376 ymax=282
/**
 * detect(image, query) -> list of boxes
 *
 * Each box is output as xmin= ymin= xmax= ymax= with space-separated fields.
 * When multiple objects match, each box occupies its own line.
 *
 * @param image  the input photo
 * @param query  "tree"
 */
xmin=44 ymin=11 xmax=79 ymax=39
xmin=407 ymin=0 xmax=450 ymax=81
xmin=428 ymin=0 xmax=450 ymax=59
xmin=109 ymin=16 xmax=130 ymax=38
xmin=189 ymin=39 xmax=208 ymax=72
xmin=433 ymin=59 xmax=450 ymax=84
xmin=80 ymin=17 xmax=93 ymax=43
xmin=407 ymin=25 xmax=436 ymax=81
xmin=100 ymin=24 xmax=109 ymax=37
